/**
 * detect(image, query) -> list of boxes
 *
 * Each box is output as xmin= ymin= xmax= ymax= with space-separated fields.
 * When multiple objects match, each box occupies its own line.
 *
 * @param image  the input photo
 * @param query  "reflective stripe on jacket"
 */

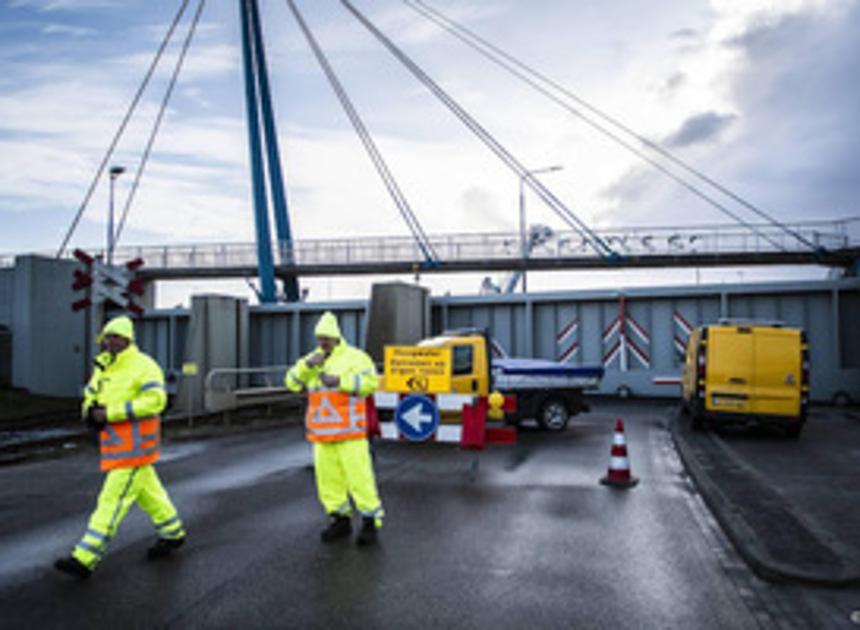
xmin=99 ymin=417 xmax=161 ymax=471
xmin=305 ymin=390 xmax=368 ymax=443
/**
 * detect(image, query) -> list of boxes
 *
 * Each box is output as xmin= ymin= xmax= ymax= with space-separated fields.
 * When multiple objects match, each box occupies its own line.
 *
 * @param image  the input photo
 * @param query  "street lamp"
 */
xmin=519 ymin=164 xmax=563 ymax=293
xmin=108 ymin=165 xmax=126 ymax=265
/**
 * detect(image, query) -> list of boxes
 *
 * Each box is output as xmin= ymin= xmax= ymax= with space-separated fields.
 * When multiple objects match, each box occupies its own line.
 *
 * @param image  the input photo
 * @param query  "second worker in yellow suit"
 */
xmin=285 ymin=311 xmax=384 ymax=546
xmin=54 ymin=316 xmax=186 ymax=578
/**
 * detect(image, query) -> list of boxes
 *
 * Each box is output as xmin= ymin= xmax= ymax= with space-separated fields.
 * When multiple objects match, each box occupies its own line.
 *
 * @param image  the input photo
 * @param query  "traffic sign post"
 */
xmin=395 ymin=394 xmax=440 ymax=441
xmin=384 ymin=346 xmax=452 ymax=393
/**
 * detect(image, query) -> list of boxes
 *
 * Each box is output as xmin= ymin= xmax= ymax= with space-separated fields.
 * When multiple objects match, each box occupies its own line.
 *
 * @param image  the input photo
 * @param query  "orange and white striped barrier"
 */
xmin=600 ymin=418 xmax=639 ymax=488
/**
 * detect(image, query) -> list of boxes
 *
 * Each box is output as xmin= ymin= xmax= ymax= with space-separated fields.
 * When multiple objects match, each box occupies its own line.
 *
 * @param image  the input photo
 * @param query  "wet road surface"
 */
xmin=0 ymin=402 xmax=847 ymax=629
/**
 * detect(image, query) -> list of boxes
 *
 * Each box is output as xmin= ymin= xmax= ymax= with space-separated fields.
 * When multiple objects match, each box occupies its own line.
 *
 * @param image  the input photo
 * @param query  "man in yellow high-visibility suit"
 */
xmin=285 ymin=311 xmax=384 ymax=546
xmin=54 ymin=316 xmax=186 ymax=578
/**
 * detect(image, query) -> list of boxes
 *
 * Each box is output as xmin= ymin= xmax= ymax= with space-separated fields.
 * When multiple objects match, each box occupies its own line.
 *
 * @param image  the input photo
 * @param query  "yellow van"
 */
xmin=681 ymin=321 xmax=809 ymax=437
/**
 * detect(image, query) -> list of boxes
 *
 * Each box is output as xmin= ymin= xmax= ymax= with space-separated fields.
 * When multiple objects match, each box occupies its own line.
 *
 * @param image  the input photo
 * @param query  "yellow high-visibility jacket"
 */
xmin=83 ymin=345 xmax=167 ymax=422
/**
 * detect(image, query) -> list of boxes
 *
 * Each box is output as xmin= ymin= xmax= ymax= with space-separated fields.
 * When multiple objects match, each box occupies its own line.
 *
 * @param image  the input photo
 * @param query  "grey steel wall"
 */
xmin=136 ymin=278 xmax=859 ymax=403
xmin=436 ymin=280 xmax=860 ymax=402
xmin=134 ymin=300 xmax=367 ymax=391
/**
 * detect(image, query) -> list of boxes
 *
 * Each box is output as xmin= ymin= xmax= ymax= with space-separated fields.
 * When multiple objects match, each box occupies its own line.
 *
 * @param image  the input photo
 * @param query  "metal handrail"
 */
xmin=6 ymin=217 xmax=857 ymax=270
xmin=204 ymin=365 xmax=299 ymax=413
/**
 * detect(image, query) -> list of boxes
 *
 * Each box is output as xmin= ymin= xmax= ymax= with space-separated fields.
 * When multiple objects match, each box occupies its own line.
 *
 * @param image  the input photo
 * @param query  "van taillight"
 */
xmin=696 ymin=345 xmax=706 ymax=397
xmin=800 ymin=330 xmax=809 ymax=412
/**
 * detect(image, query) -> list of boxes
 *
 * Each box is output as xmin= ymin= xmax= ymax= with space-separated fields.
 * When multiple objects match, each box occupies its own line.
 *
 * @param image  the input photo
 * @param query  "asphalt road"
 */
xmin=0 ymin=402 xmax=851 ymax=629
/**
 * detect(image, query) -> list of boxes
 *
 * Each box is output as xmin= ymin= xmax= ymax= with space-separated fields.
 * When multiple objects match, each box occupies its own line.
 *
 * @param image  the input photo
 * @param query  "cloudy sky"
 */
xmin=1 ymin=0 xmax=857 ymax=304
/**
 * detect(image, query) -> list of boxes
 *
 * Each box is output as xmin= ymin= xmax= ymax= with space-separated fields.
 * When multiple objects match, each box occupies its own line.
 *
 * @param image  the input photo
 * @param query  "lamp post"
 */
xmin=108 ymin=165 xmax=125 ymax=265
xmin=519 ymin=164 xmax=563 ymax=293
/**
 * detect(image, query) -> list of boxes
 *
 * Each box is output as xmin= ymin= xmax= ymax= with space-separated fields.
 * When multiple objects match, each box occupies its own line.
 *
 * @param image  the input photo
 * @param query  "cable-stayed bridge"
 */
xmin=42 ymin=0 xmax=860 ymax=298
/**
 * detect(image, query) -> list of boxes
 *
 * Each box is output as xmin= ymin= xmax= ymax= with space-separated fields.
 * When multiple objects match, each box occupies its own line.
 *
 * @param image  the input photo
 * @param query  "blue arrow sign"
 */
xmin=395 ymin=394 xmax=440 ymax=442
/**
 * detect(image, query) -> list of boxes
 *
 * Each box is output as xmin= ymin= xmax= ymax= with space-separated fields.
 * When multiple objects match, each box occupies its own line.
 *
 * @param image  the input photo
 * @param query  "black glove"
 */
xmin=85 ymin=406 xmax=107 ymax=433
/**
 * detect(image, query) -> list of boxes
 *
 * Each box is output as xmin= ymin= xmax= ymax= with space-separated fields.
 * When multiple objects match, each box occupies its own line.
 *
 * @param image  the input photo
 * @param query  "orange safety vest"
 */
xmin=305 ymin=391 xmax=368 ymax=443
xmin=99 ymin=417 xmax=161 ymax=472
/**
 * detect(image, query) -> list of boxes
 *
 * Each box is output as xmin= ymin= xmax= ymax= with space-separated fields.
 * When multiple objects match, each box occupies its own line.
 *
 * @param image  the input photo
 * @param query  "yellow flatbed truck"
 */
xmin=386 ymin=328 xmax=604 ymax=431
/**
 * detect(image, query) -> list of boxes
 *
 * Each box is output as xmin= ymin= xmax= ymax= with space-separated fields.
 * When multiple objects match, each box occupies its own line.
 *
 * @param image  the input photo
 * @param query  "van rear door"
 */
xmin=751 ymin=328 xmax=801 ymax=417
xmin=706 ymin=326 xmax=753 ymax=413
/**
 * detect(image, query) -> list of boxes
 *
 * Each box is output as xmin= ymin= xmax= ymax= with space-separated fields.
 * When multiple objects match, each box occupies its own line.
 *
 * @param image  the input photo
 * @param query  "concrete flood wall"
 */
xmin=9 ymin=256 xmax=86 ymax=396
xmin=364 ymin=283 xmax=431 ymax=364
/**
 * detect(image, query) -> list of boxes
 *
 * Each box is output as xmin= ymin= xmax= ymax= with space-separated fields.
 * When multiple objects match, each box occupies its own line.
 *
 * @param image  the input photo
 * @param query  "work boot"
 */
xmin=54 ymin=556 xmax=92 ymax=579
xmin=320 ymin=514 xmax=351 ymax=543
xmin=146 ymin=536 xmax=185 ymax=560
xmin=355 ymin=517 xmax=378 ymax=547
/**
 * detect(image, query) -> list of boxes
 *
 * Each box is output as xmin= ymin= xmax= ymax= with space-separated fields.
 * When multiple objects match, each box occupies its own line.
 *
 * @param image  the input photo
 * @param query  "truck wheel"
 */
xmin=538 ymin=397 xmax=570 ymax=432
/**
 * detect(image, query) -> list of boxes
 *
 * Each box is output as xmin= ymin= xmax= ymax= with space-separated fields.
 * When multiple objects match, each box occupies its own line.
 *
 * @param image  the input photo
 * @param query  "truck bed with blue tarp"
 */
xmin=491 ymin=358 xmax=604 ymax=391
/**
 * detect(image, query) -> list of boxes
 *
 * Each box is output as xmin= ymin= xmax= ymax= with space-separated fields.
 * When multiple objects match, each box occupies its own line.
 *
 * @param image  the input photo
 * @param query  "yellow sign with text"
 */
xmin=182 ymin=362 xmax=198 ymax=376
xmin=384 ymin=346 xmax=452 ymax=393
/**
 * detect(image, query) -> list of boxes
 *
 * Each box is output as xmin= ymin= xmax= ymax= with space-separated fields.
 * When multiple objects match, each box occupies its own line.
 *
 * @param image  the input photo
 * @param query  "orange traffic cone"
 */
xmin=600 ymin=418 xmax=639 ymax=488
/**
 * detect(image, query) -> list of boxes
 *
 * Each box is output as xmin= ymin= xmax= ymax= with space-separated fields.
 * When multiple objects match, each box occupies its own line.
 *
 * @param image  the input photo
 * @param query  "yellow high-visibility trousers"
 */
xmin=314 ymin=438 xmax=384 ymax=527
xmin=72 ymin=464 xmax=184 ymax=569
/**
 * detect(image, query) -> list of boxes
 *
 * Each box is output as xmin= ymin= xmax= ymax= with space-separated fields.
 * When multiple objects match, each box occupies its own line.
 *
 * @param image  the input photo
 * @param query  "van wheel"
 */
xmin=691 ymin=414 xmax=705 ymax=432
xmin=785 ymin=423 xmax=804 ymax=439
xmin=833 ymin=391 xmax=851 ymax=407
xmin=538 ymin=397 xmax=570 ymax=432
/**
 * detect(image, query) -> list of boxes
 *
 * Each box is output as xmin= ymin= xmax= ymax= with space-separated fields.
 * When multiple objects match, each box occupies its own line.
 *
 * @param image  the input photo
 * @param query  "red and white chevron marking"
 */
xmin=602 ymin=316 xmax=621 ymax=344
xmin=557 ymin=317 xmax=579 ymax=344
xmin=557 ymin=317 xmax=579 ymax=363
xmin=602 ymin=297 xmax=651 ymax=370
xmin=559 ymin=341 xmax=579 ymax=363
xmin=626 ymin=314 xmax=650 ymax=347
xmin=672 ymin=311 xmax=693 ymax=356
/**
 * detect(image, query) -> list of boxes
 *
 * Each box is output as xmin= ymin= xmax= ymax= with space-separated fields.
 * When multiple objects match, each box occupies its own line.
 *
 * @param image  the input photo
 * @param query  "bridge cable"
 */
xmin=403 ymin=0 xmax=813 ymax=253
xmin=340 ymin=0 xmax=617 ymax=259
xmin=286 ymin=0 xmax=439 ymax=265
xmin=56 ymin=0 xmax=192 ymax=258
xmin=114 ymin=0 xmax=207 ymax=246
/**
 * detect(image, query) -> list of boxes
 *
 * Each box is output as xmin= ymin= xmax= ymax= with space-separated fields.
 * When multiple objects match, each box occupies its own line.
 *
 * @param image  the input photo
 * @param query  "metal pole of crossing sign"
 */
xmin=108 ymin=166 xmax=125 ymax=265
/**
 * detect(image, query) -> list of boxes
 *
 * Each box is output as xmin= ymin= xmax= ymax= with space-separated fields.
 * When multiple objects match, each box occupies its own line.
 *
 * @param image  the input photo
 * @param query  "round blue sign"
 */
xmin=395 ymin=394 xmax=440 ymax=441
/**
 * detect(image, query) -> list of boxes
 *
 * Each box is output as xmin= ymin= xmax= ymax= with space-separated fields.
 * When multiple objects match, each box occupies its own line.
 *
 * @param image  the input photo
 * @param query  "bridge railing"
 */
xmin=104 ymin=217 xmax=857 ymax=269
xmin=4 ymin=217 xmax=855 ymax=270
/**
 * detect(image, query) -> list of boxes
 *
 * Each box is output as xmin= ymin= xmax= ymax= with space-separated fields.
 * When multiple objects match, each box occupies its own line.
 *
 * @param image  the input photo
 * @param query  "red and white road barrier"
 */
xmin=600 ymin=418 xmax=639 ymax=488
xmin=368 ymin=391 xmax=516 ymax=450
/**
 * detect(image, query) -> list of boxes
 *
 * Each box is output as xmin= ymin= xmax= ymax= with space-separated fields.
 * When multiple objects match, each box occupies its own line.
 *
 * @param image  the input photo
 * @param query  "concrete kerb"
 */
xmin=669 ymin=409 xmax=860 ymax=587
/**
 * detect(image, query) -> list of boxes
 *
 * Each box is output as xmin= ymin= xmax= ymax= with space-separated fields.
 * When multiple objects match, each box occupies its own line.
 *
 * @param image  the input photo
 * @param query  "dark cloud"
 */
xmin=662 ymin=72 xmax=686 ymax=95
xmin=603 ymin=4 xmax=860 ymax=226
xmin=669 ymin=27 xmax=698 ymax=40
xmin=664 ymin=111 xmax=736 ymax=148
